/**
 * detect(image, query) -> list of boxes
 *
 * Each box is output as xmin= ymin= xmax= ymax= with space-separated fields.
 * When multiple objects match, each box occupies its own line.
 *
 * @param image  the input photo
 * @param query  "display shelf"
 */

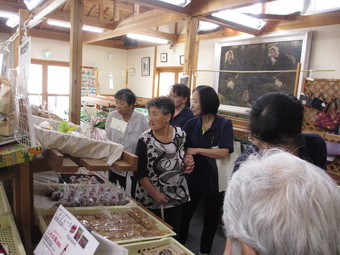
xmin=0 ymin=182 xmax=11 ymax=214
xmin=0 ymin=213 xmax=26 ymax=255
xmin=122 ymin=237 xmax=194 ymax=255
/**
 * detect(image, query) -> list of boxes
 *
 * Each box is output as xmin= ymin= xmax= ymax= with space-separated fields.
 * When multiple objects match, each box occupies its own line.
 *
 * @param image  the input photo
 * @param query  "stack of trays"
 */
xmin=0 ymin=182 xmax=26 ymax=255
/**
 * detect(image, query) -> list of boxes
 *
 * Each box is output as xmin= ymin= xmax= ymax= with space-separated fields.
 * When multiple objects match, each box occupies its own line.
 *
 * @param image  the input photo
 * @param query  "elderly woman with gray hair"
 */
xmin=223 ymin=149 xmax=340 ymax=255
xmin=134 ymin=96 xmax=194 ymax=239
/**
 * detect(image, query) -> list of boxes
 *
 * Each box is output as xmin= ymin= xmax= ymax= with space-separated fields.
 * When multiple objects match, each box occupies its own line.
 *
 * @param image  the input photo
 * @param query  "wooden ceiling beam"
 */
xmin=46 ymin=11 xmax=114 ymax=29
xmin=0 ymin=1 xmax=26 ymax=13
xmin=123 ymin=0 xmax=190 ymax=16
xmin=138 ymin=29 xmax=177 ymax=42
xmin=246 ymin=13 xmax=298 ymax=21
xmin=83 ymin=9 xmax=183 ymax=43
xmin=190 ymin=0 xmax=275 ymax=16
xmin=28 ymin=0 xmax=68 ymax=28
xmin=199 ymin=16 xmax=261 ymax=35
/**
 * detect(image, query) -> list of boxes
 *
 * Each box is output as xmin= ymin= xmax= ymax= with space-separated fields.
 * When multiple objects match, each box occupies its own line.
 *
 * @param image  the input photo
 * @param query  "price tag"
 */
xmin=110 ymin=118 xmax=127 ymax=133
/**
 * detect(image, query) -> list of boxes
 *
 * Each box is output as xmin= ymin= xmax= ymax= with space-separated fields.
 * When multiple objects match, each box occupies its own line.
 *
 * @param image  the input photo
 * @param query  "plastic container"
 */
xmin=0 ymin=213 xmax=26 ymax=254
xmin=35 ymin=205 xmax=175 ymax=244
xmin=122 ymin=237 xmax=194 ymax=255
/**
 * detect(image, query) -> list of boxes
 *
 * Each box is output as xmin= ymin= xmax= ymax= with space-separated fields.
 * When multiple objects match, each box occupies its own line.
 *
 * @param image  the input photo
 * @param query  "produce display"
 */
xmin=42 ymin=208 xmax=172 ymax=242
xmin=43 ymin=183 xmax=130 ymax=207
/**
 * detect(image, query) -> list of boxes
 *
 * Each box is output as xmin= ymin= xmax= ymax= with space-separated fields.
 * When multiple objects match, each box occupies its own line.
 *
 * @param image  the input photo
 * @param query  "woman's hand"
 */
xmin=151 ymin=191 xmax=168 ymax=204
xmin=186 ymin=147 xmax=199 ymax=155
xmin=183 ymin=154 xmax=195 ymax=174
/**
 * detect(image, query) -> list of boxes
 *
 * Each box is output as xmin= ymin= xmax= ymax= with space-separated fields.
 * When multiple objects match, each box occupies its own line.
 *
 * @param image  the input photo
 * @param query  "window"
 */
xmin=156 ymin=67 xmax=185 ymax=97
xmin=28 ymin=59 xmax=69 ymax=120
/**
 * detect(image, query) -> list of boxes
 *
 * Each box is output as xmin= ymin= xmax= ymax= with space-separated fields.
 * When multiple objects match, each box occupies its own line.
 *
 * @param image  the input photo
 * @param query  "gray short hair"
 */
xmin=223 ymin=149 xmax=340 ymax=255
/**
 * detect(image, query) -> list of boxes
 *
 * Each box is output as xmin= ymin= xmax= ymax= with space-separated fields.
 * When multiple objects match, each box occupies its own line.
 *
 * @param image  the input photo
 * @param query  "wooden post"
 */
xmin=294 ymin=62 xmax=301 ymax=96
xmin=69 ymin=0 xmax=83 ymax=124
xmin=183 ymin=17 xmax=198 ymax=90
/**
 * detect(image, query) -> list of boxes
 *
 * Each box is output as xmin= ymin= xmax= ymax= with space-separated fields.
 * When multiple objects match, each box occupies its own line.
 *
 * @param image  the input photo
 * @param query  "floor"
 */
xmin=183 ymin=205 xmax=226 ymax=255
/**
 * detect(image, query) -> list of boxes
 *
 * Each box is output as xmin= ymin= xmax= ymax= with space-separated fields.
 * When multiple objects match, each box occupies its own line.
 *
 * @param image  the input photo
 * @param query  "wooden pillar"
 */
xmin=183 ymin=17 xmax=198 ymax=90
xmin=14 ymin=9 xmax=30 ymax=68
xmin=69 ymin=0 xmax=83 ymax=124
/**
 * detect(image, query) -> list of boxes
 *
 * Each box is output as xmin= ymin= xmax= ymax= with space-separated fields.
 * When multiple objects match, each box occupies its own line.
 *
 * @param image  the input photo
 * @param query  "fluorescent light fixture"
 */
xmin=126 ymin=33 xmax=168 ymax=44
xmin=24 ymin=0 xmax=45 ymax=10
xmin=47 ymin=19 xmax=104 ymax=33
xmin=301 ymin=0 xmax=340 ymax=15
xmin=47 ymin=19 xmax=70 ymax=28
xmin=212 ymin=10 xmax=266 ymax=30
xmin=157 ymin=0 xmax=191 ymax=7
xmin=198 ymin=21 xmax=220 ymax=32
xmin=6 ymin=16 xmax=19 ymax=28
xmin=0 ymin=11 xmax=19 ymax=28
xmin=83 ymin=25 xmax=104 ymax=33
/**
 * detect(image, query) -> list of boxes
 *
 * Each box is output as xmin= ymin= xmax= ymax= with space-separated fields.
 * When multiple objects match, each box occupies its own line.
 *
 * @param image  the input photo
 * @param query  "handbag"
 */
xmin=215 ymin=141 xmax=241 ymax=192
xmin=310 ymin=93 xmax=326 ymax=110
xmin=314 ymin=96 xmax=339 ymax=132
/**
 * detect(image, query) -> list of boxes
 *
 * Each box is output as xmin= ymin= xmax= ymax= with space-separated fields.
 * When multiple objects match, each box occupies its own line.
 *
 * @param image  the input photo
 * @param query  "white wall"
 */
xmin=30 ymin=38 xmax=127 ymax=94
xmin=156 ymin=43 xmax=185 ymax=67
xmin=127 ymin=47 xmax=155 ymax=98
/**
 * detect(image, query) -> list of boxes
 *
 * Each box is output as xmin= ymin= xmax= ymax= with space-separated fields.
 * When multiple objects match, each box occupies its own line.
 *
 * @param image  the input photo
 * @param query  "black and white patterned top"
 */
xmin=134 ymin=126 xmax=190 ymax=209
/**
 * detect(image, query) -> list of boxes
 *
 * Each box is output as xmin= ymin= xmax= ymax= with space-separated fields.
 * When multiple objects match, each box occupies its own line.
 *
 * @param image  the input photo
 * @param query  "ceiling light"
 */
xmin=126 ymin=33 xmax=168 ymax=44
xmin=0 ymin=11 xmax=19 ymax=28
xmin=212 ymin=10 xmax=266 ymax=30
xmin=47 ymin=19 xmax=70 ymax=28
xmin=47 ymin=19 xmax=104 ymax=33
xmin=198 ymin=21 xmax=220 ymax=32
xmin=6 ymin=17 xmax=19 ymax=28
xmin=83 ymin=25 xmax=104 ymax=33
xmin=24 ymin=0 xmax=45 ymax=10
xmin=157 ymin=0 xmax=191 ymax=7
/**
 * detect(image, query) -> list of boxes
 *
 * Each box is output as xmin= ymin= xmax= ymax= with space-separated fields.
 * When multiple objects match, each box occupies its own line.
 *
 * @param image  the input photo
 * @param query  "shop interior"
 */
xmin=0 ymin=0 xmax=339 ymax=254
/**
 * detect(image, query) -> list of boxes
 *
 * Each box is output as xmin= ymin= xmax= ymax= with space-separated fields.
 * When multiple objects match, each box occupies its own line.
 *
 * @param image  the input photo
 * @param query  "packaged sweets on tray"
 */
xmin=43 ymin=183 xmax=131 ymax=207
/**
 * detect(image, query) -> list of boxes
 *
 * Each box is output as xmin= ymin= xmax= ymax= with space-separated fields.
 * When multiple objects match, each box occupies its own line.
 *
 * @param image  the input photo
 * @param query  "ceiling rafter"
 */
xmin=83 ymin=9 xmax=183 ymax=43
xmin=28 ymin=0 xmax=68 ymax=28
xmin=190 ymin=0 xmax=275 ymax=16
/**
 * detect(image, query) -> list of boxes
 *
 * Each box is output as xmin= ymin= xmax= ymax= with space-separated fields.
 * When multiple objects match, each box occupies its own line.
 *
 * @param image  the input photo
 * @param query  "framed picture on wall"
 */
xmin=214 ymin=31 xmax=312 ymax=114
xmin=180 ymin=55 xmax=184 ymax=65
xmin=160 ymin=53 xmax=167 ymax=62
xmin=141 ymin=57 xmax=150 ymax=76
xmin=130 ymin=68 xmax=135 ymax=76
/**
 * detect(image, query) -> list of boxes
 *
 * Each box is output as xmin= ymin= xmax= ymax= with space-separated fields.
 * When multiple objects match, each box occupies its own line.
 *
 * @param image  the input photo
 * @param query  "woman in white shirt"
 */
xmin=105 ymin=89 xmax=149 ymax=195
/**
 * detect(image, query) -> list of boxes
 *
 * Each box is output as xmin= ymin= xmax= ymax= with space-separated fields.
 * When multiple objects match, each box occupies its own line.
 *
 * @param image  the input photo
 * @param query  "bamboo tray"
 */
xmin=0 ymin=182 xmax=11 ymax=214
xmin=122 ymin=237 xmax=194 ymax=255
xmin=0 ymin=213 xmax=26 ymax=255
xmin=35 ymin=205 xmax=175 ymax=244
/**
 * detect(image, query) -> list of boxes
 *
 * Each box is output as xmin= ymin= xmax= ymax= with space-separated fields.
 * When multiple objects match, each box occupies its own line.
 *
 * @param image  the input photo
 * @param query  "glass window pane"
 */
xmin=28 ymin=95 xmax=42 ymax=106
xmin=48 ymin=66 xmax=69 ymax=94
xmin=159 ymin=72 xmax=175 ymax=96
xmin=48 ymin=96 xmax=69 ymax=120
xmin=28 ymin=64 xmax=42 ymax=94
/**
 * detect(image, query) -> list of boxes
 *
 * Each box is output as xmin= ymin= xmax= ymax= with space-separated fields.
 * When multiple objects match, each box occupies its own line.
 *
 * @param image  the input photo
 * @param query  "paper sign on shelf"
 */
xmin=34 ymin=205 xmax=99 ymax=255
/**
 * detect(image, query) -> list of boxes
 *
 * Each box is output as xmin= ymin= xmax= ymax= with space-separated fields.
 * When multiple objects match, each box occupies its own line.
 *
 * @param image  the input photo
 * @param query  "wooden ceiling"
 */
xmin=1 ymin=0 xmax=340 ymax=49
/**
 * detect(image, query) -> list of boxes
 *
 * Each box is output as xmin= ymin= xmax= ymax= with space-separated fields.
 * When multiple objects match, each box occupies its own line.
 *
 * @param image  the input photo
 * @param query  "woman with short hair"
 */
xmin=105 ymin=88 xmax=149 ymax=194
xmin=134 ymin=96 xmax=194 ymax=239
xmin=169 ymin=83 xmax=194 ymax=128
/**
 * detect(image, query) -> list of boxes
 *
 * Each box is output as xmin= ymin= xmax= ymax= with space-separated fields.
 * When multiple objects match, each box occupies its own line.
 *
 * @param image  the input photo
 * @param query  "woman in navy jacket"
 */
xmin=179 ymin=85 xmax=234 ymax=255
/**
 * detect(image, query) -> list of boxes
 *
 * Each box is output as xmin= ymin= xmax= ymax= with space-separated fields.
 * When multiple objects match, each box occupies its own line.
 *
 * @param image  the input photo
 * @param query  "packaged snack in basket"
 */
xmin=143 ymin=243 xmax=185 ymax=255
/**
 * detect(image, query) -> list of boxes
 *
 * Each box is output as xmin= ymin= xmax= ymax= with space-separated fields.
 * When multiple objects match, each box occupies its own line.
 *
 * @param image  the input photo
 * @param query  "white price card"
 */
xmin=110 ymin=117 xmax=127 ymax=133
xmin=34 ymin=205 xmax=99 ymax=255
